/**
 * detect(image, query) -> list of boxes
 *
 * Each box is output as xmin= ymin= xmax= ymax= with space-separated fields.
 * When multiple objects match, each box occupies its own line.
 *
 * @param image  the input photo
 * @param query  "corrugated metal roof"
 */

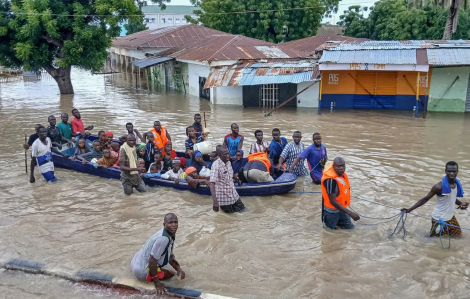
xmin=279 ymin=36 xmax=368 ymax=55
xmin=112 ymin=25 xmax=230 ymax=49
xmin=427 ymin=48 xmax=470 ymax=65
xmin=159 ymin=35 xmax=306 ymax=62
xmin=319 ymin=49 xmax=417 ymax=64
xmin=204 ymin=62 xmax=320 ymax=88
xmin=131 ymin=56 xmax=173 ymax=68
xmin=325 ymin=40 xmax=470 ymax=50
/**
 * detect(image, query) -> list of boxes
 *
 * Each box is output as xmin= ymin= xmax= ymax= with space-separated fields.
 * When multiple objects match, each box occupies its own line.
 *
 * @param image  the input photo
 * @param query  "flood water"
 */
xmin=1 ymin=69 xmax=470 ymax=299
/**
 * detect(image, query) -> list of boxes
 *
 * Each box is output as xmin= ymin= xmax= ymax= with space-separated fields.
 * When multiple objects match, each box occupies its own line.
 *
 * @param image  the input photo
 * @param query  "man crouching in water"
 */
xmin=131 ymin=213 xmax=185 ymax=295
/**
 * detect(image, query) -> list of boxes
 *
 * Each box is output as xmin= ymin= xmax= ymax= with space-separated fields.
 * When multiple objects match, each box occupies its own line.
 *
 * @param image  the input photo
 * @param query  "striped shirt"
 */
xmin=185 ymin=132 xmax=203 ymax=150
xmin=280 ymin=141 xmax=308 ymax=176
xmin=249 ymin=140 xmax=270 ymax=154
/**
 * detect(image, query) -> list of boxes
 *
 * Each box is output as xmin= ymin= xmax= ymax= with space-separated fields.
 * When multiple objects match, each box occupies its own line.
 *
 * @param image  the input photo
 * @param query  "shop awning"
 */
xmin=131 ymin=57 xmax=173 ymax=68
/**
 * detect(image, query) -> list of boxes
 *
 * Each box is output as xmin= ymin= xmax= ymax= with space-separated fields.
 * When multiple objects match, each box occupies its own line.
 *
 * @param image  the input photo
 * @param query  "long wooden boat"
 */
xmin=51 ymin=136 xmax=297 ymax=197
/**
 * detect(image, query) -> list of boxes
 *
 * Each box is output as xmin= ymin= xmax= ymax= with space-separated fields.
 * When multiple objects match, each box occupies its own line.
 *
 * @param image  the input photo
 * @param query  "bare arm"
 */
xmin=30 ymin=157 xmax=36 ymax=183
xmin=328 ymin=193 xmax=360 ymax=220
xmin=169 ymin=254 xmax=185 ymax=279
xmin=148 ymin=256 xmax=167 ymax=294
xmin=166 ymin=131 xmax=171 ymax=141
xmin=222 ymin=137 xmax=227 ymax=147
xmin=285 ymin=157 xmax=301 ymax=172
xmin=402 ymin=184 xmax=439 ymax=213
xmin=209 ymin=182 xmax=219 ymax=212
xmin=238 ymin=136 xmax=244 ymax=149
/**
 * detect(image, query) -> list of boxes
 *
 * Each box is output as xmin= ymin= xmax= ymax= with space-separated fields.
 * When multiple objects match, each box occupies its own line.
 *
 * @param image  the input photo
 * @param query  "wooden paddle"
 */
xmin=203 ymin=112 xmax=207 ymax=128
xmin=24 ymin=134 xmax=28 ymax=173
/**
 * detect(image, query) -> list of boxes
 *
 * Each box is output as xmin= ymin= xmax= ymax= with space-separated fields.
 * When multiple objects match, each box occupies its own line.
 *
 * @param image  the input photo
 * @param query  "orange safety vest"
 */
xmin=150 ymin=126 xmax=168 ymax=149
xmin=321 ymin=163 xmax=351 ymax=209
xmin=247 ymin=152 xmax=271 ymax=172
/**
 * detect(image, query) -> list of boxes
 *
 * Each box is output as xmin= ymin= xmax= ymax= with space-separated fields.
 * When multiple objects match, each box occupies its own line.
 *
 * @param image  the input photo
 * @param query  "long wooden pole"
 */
xmin=24 ymin=134 xmax=28 ymax=173
xmin=415 ymin=71 xmax=420 ymax=118
xmin=203 ymin=112 xmax=207 ymax=128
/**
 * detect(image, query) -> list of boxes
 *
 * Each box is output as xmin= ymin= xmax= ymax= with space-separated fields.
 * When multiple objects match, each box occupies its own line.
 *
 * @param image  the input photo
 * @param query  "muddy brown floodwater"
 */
xmin=1 ymin=70 xmax=470 ymax=299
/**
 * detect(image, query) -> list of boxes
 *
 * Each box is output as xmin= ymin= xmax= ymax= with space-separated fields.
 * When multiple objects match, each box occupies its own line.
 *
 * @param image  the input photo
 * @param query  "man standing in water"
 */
xmin=119 ymin=134 xmax=146 ymax=195
xmin=30 ymin=126 xmax=69 ymax=183
xmin=71 ymin=108 xmax=94 ymax=137
xmin=402 ymin=161 xmax=468 ymax=236
xmin=321 ymin=157 xmax=360 ymax=229
xmin=210 ymin=146 xmax=245 ymax=213
xmin=288 ymin=133 xmax=327 ymax=184
xmin=23 ymin=124 xmax=42 ymax=150
xmin=278 ymin=131 xmax=308 ymax=176
xmin=131 ymin=213 xmax=185 ymax=295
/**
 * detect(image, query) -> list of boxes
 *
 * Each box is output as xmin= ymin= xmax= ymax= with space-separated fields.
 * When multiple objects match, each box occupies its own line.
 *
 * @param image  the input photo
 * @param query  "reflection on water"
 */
xmin=1 ymin=69 xmax=470 ymax=299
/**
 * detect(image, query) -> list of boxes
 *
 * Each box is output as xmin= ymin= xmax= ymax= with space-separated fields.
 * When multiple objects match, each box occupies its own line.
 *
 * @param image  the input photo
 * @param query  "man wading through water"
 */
xmin=131 ymin=213 xmax=185 ymax=295
xmin=119 ymin=134 xmax=146 ymax=195
xmin=321 ymin=157 xmax=360 ymax=229
xmin=402 ymin=161 xmax=468 ymax=236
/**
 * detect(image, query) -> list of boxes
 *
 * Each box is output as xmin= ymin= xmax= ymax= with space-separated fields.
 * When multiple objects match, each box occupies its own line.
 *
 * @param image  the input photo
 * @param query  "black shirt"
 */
xmin=193 ymin=122 xmax=203 ymax=133
xmin=27 ymin=133 xmax=39 ymax=146
xmin=323 ymin=179 xmax=339 ymax=195
xmin=47 ymin=126 xmax=62 ymax=144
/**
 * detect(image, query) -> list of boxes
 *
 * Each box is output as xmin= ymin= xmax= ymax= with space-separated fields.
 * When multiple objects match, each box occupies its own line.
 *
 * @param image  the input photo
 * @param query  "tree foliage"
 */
xmin=338 ymin=0 xmax=470 ymax=40
xmin=0 ymin=0 xmax=140 ymax=94
xmin=186 ymin=0 xmax=339 ymax=43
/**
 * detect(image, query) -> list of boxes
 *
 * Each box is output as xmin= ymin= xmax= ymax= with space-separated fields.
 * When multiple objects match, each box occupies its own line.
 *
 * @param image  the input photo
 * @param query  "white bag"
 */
xmin=199 ymin=166 xmax=211 ymax=177
xmin=193 ymin=141 xmax=212 ymax=155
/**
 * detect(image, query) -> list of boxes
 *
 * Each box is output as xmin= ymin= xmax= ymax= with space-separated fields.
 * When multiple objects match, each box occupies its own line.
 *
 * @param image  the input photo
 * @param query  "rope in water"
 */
xmin=289 ymin=191 xmax=470 ymax=248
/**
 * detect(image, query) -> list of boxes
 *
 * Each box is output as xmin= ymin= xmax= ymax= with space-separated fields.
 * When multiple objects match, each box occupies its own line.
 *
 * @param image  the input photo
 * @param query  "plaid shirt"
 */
xmin=280 ymin=141 xmax=309 ymax=176
xmin=249 ymin=140 xmax=270 ymax=154
xmin=210 ymin=158 xmax=239 ymax=206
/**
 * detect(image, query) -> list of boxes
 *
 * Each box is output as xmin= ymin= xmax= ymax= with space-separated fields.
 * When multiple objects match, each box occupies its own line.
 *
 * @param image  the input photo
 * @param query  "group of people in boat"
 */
xmin=23 ymin=108 xmax=470 ymax=295
xmin=24 ymin=109 xmax=333 ymax=214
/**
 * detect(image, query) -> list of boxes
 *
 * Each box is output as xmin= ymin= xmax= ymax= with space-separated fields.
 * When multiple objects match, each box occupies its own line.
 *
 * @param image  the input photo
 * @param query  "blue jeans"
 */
xmin=323 ymin=208 xmax=354 ymax=230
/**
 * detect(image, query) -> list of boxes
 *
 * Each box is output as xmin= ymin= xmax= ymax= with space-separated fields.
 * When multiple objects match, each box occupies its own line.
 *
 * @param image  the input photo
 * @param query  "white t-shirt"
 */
xmin=432 ymin=187 xmax=457 ymax=221
xmin=162 ymin=168 xmax=183 ymax=179
xmin=32 ymin=137 xmax=54 ymax=174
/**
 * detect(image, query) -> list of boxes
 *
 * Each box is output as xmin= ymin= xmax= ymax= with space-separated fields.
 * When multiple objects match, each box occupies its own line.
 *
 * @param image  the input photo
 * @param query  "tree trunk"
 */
xmin=442 ymin=0 xmax=463 ymax=39
xmin=44 ymin=65 xmax=74 ymax=94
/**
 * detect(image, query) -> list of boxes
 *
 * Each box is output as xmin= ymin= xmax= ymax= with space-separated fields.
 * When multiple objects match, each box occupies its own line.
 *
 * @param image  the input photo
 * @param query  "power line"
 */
xmin=0 ymin=2 xmax=381 ymax=18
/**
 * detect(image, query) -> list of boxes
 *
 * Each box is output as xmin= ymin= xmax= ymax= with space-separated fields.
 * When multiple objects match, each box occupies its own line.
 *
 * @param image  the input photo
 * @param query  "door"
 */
xmin=260 ymin=84 xmax=279 ymax=110
xmin=199 ymin=77 xmax=210 ymax=100
xmin=466 ymin=74 xmax=470 ymax=112
xmin=354 ymin=71 xmax=397 ymax=109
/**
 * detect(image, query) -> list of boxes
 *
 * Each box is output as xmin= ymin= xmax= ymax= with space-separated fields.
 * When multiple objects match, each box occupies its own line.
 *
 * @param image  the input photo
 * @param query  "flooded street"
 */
xmin=1 ymin=69 xmax=470 ymax=299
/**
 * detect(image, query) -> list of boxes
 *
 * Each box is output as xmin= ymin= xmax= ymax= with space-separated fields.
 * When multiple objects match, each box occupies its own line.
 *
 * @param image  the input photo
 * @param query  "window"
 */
xmin=161 ymin=17 xmax=166 ymax=23
xmin=176 ymin=18 xmax=180 ymax=23
xmin=144 ymin=18 xmax=149 ymax=23
xmin=168 ymin=17 xmax=173 ymax=21
xmin=260 ymin=84 xmax=279 ymax=109
xmin=151 ymin=18 xmax=156 ymax=23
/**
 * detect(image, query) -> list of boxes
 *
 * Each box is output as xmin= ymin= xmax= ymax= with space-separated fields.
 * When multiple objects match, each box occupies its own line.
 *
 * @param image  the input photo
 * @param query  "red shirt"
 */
xmin=71 ymin=118 xmax=85 ymax=134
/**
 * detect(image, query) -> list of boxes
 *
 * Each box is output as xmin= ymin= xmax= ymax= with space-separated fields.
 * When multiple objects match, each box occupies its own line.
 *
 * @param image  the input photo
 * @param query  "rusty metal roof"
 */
xmin=163 ymin=35 xmax=306 ymax=62
xmin=204 ymin=61 xmax=319 ymax=88
xmin=279 ymin=36 xmax=369 ymax=55
xmin=112 ymin=25 xmax=230 ymax=49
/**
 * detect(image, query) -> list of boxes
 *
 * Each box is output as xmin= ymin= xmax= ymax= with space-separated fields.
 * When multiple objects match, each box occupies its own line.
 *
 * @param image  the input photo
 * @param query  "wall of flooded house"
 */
xmin=297 ymin=81 xmax=320 ymax=108
xmin=428 ymin=67 xmax=470 ymax=112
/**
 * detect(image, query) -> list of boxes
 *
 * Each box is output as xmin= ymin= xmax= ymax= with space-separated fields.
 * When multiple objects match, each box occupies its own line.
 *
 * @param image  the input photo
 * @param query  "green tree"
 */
xmin=124 ymin=9 xmax=148 ymax=35
xmin=0 ymin=0 xmax=140 ymax=94
xmin=338 ymin=0 xmax=470 ymax=40
xmin=187 ymin=0 xmax=337 ymax=43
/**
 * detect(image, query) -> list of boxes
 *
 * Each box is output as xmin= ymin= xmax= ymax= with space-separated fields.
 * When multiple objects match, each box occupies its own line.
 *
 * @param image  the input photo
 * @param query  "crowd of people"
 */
xmin=23 ymin=108 xmax=469 ymax=295
xmin=24 ymin=109 xmax=333 ymax=214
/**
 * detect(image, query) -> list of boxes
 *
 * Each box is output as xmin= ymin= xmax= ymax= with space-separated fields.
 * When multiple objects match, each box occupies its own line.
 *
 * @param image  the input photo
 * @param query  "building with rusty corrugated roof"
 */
xmin=133 ymin=33 xmax=321 ymax=107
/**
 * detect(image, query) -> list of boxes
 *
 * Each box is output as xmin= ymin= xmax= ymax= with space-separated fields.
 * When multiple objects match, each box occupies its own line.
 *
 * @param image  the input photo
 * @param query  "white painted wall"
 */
xmin=144 ymin=13 xmax=196 ymax=29
xmin=297 ymin=81 xmax=320 ymax=108
xmin=212 ymin=86 xmax=243 ymax=105
xmin=187 ymin=62 xmax=210 ymax=97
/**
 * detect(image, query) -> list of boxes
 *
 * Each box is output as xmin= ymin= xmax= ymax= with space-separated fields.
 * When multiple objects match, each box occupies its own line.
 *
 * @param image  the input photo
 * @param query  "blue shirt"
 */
xmin=269 ymin=137 xmax=287 ymax=165
xmin=225 ymin=134 xmax=243 ymax=157
xmin=185 ymin=132 xmax=203 ymax=150
xmin=299 ymin=143 xmax=327 ymax=181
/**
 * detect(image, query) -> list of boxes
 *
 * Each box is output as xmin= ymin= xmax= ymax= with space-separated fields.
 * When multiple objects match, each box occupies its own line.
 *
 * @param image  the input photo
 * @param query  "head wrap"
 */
xmin=180 ymin=157 xmax=187 ymax=167
xmin=195 ymin=151 xmax=202 ymax=157
xmin=137 ymin=144 xmax=146 ymax=150
xmin=173 ymin=157 xmax=181 ymax=165
xmin=164 ymin=140 xmax=172 ymax=146
xmin=105 ymin=132 xmax=113 ymax=137
xmin=185 ymin=166 xmax=197 ymax=175
xmin=236 ymin=149 xmax=244 ymax=157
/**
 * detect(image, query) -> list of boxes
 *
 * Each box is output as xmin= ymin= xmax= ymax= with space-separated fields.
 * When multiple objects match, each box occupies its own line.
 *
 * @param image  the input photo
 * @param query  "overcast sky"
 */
xmin=165 ymin=0 xmax=377 ymax=24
